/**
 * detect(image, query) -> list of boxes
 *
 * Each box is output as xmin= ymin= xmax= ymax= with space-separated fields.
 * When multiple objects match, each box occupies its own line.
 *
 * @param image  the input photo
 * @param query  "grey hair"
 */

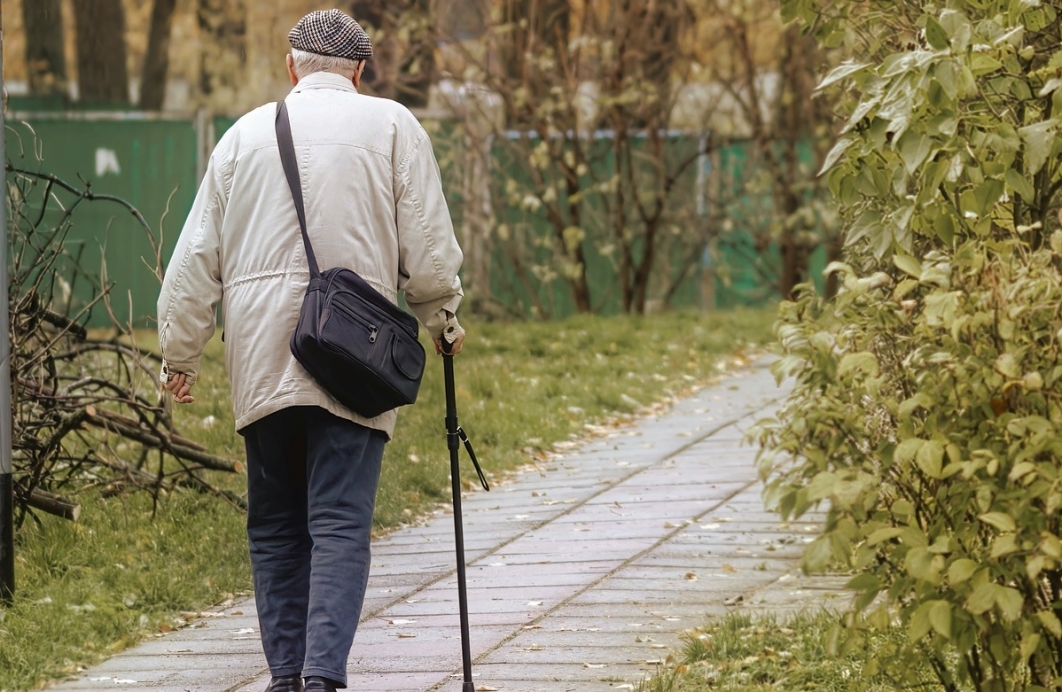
xmin=290 ymin=48 xmax=362 ymax=79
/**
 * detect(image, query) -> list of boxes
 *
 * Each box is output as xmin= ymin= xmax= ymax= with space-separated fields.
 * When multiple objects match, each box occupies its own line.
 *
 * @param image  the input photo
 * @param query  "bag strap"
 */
xmin=275 ymin=100 xmax=321 ymax=279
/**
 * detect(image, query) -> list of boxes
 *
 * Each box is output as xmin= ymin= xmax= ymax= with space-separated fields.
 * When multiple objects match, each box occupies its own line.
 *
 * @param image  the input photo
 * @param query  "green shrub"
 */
xmin=757 ymin=1 xmax=1062 ymax=690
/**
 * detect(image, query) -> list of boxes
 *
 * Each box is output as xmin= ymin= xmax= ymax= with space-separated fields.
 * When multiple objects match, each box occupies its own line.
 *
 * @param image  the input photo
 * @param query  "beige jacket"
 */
xmin=157 ymin=72 xmax=464 ymax=436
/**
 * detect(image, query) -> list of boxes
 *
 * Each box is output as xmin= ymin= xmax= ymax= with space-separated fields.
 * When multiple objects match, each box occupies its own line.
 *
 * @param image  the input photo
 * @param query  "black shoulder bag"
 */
xmin=275 ymin=100 xmax=426 ymax=418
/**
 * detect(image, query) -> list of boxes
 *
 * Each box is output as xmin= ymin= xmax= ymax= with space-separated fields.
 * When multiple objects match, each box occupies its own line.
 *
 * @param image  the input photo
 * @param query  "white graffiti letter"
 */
xmin=95 ymin=148 xmax=121 ymax=177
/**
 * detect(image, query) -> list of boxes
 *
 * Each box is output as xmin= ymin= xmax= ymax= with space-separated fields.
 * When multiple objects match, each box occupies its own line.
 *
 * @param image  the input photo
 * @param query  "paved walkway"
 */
xmin=51 ymin=358 xmax=844 ymax=692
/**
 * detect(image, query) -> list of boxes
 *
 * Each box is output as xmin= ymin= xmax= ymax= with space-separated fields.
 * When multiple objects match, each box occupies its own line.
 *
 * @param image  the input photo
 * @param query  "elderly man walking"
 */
xmin=157 ymin=10 xmax=465 ymax=692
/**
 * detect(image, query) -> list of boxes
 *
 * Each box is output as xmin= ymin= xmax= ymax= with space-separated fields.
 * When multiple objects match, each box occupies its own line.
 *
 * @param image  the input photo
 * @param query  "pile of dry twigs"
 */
xmin=5 ymin=161 xmax=242 ymax=526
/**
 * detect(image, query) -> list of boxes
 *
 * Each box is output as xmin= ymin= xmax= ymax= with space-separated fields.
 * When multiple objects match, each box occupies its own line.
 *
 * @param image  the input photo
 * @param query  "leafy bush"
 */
xmin=756 ymin=1 xmax=1062 ymax=690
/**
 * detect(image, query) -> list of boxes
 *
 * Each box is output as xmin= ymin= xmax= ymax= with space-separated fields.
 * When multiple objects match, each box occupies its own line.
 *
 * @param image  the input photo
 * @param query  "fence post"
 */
xmin=0 ymin=14 xmax=16 ymax=602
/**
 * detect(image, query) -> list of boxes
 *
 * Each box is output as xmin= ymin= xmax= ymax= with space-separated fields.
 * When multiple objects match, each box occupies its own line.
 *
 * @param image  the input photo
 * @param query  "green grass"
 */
xmin=636 ymin=611 xmax=941 ymax=692
xmin=0 ymin=308 xmax=775 ymax=691
xmin=1 ymin=492 xmax=251 ymax=690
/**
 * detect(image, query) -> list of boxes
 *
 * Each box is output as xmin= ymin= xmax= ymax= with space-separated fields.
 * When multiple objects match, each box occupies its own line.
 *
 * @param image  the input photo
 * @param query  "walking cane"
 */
xmin=441 ymin=335 xmax=489 ymax=692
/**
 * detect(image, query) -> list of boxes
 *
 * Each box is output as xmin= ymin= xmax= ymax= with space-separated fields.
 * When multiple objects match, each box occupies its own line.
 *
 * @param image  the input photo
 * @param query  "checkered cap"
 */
xmin=288 ymin=9 xmax=373 ymax=62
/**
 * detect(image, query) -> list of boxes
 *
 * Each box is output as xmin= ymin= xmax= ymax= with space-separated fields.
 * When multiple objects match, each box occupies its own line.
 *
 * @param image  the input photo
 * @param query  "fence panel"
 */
xmin=5 ymin=115 xmax=199 ymax=327
xmin=4 ymin=110 xmax=814 ymax=327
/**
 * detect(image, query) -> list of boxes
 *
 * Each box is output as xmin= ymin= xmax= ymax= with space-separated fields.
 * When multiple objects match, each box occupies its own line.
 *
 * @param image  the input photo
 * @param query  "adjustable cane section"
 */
xmin=441 ymin=335 xmax=488 ymax=490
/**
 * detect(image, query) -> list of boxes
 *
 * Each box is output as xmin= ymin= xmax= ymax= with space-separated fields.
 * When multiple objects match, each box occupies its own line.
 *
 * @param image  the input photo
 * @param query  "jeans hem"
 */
xmin=270 ymin=665 xmax=304 ymax=678
xmin=302 ymin=666 xmax=347 ymax=688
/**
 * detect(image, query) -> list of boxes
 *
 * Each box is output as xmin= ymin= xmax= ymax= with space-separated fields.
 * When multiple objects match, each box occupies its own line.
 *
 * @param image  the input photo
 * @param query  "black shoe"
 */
xmin=266 ymin=675 xmax=303 ymax=692
xmin=303 ymin=677 xmax=338 ymax=692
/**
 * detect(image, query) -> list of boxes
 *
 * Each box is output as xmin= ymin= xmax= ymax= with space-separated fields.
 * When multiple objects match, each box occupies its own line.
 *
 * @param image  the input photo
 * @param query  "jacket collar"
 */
xmin=290 ymin=71 xmax=359 ymax=95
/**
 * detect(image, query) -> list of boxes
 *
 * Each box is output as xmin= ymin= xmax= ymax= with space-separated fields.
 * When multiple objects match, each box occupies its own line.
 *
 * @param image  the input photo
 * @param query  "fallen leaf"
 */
xmin=723 ymin=595 xmax=743 ymax=606
xmin=685 ymin=572 xmax=698 ymax=581
xmin=396 ymin=633 xmax=416 ymax=638
xmin=525 ymin=600 xmax=543 ymax=606
xmin=583 ymin=663 xmax=607 ymax=669
xmin=722 ymin=564 xmax=737 ymax=573
xmin=388 ymin=619 xmax=417 ymax=625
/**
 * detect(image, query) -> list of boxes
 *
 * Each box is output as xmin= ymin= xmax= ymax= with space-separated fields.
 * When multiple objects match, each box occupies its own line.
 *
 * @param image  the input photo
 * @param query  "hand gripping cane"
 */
xmin=441 ymin=331 xmax=489 ymax=692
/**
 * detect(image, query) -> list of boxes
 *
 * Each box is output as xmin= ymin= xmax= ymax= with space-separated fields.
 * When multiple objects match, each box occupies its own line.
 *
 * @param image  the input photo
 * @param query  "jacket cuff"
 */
xmin=159 ymin=358 xmax=199 ymax=387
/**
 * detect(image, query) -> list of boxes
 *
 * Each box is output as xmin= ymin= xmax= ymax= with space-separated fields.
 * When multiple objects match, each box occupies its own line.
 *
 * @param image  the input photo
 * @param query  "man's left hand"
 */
xmin=163 ymin=372 xmax=196 ymax=404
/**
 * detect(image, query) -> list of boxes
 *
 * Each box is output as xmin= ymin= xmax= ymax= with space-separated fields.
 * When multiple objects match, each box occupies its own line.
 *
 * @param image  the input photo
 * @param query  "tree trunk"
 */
xmin=139 ymin=0 xmax=178 ymax=110
xmin=571 ymin=268 xmax=592 ymax=313
xmin=72 ymin=0 xmax=129 ymax=104
xmin=395 ymin=0 xmax=435 ymax=108
xmin=772 ymin=26 xmax=821 ymax=299
xmin=619 ymin=0 xmax=691 ymax=128
xmin=501 ymin=0 xmax=570 ymax=122
xmin=22 ymin=0 xmax=68 ymax=97
xmin=823 ymin=234 xmax=843 ymax=299
xmin=197 ymin=0 xmax=247 ymax=110
xmin=350 ymin=0 xmax=397 ymax=100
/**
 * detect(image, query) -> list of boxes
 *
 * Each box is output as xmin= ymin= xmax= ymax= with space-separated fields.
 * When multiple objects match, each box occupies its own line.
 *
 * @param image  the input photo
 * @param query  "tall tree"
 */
xmin=139 ymin=0 xmax=178 ymax=110
xmin=197 ymin=0 xmax=247 ymax=110
xmin=455 ymin=0 xmax=716 ymax=316
xmin=704 ymin=0 xmax=835 ymax=299
xmin=22 ymin=0 xmax=68 ymax=98
xmin=72 ymin=0 xmax=129 ymax=104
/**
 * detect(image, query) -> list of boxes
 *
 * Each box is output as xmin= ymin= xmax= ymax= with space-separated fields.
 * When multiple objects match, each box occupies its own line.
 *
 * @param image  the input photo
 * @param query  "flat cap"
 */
xmin=288 ymin=9 xmax=373 ymax=62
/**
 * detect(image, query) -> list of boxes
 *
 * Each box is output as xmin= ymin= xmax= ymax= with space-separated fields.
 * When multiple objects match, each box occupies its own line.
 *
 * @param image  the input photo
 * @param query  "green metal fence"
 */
xmin=7 ymin=110 xmax=819 ymax=326
xmin=5 ymin=113 xmax=198 ymax=327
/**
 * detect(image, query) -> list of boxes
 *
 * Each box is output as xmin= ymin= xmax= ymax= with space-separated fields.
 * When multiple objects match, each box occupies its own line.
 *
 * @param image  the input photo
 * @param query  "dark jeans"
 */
xmin=243 ymin=406 xmax=386 ymax=688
